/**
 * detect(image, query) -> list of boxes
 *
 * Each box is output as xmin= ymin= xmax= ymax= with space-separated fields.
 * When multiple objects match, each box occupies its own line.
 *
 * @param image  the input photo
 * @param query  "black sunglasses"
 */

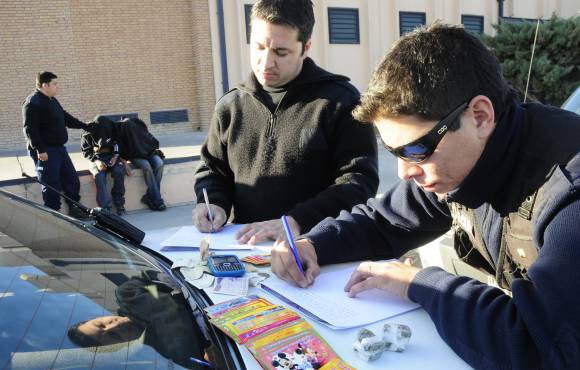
xmin=382 ymin=101 xmax=469 ymax=163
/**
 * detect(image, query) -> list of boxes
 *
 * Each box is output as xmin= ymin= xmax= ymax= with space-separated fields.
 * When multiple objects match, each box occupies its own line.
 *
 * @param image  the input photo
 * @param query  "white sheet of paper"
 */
xmin=261 ymin=266 xmax=420 ymax=329
xmin=210 ymin=277 xmax=249 ymax=296
xmin=160 ymin=224 xmax=254 ymax=250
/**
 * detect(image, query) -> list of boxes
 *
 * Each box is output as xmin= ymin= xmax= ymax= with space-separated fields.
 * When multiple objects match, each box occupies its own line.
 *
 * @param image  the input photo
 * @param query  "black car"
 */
xmin=0 ymin=189 xmax=245 ymax=369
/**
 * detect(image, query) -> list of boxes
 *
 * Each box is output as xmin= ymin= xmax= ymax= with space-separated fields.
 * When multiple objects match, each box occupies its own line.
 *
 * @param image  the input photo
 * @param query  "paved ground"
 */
xmin=0 ymin=131 xmax=400 ymax=194
xmin=0 ymin=131 xmax=208 ymax=182
xmin=1 ymin=127 xmax=401 ymax=235
xmin=124 ymin=202 xmax=195 ymax=231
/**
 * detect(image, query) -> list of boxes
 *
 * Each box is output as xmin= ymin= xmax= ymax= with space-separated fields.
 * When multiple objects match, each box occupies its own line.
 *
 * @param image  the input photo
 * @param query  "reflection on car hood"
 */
xmin=0 ymin=189 xmax=240 ymax=370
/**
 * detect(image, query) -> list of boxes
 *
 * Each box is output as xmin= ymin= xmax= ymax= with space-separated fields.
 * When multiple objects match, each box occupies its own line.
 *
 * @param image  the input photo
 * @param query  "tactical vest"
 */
xmin=450 ymin=185 xmax=546 ymax=290
xmin=449 ymin=103 xmax=580 ymax=291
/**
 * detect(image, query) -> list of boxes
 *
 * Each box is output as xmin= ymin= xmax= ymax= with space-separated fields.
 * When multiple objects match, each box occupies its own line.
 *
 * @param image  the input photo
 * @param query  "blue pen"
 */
xmin=190 ymin=356 xmax=215 ymax=369
xmin=281 ymin=215 xmax=305 ymax=275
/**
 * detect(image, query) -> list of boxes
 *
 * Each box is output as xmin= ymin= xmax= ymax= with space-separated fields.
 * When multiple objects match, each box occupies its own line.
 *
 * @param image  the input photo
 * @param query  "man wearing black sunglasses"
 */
xmin=380 ymin=101 xmax=467 ymax=164
xmin=272 ymin=23 xmax=580 ymax=369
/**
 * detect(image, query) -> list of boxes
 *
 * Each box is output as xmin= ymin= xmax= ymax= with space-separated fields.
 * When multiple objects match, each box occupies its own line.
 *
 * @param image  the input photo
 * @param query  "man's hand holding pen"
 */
xmin=271 ymin=238 xmax=320 ymax=288
xmin=192 ymin=203 xmax=227 ymax=232
xmin=236 ymin=216 xmax=300 ymax=245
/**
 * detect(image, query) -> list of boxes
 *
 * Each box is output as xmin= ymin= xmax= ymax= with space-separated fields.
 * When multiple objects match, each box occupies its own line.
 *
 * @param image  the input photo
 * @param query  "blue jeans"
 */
xmin=90 ymin=155 xmax=125 ymax=209
xmin=131 ymin=154 xmax=164 ymax=203
xmin=29 ymin=146 xmax=80 ymax=211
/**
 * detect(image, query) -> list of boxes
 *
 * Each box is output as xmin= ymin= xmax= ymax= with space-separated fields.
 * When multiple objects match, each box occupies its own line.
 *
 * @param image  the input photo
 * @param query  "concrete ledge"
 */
xmin=0 ymin=156 xmax=199 ymax=212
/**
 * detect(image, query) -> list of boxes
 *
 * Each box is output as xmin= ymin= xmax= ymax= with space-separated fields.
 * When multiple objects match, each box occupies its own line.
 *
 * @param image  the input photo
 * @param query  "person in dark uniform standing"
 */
xmin=22 ymin=71 xmax=88 ymax=218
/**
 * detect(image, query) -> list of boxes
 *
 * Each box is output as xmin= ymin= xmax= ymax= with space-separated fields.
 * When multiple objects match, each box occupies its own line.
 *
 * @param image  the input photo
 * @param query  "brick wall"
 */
xmin=0 ymin=0 xmax=215 ymax=151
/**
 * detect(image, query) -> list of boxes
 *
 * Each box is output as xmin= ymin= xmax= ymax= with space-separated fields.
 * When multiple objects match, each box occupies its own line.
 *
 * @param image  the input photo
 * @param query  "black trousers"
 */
xmin=30 ymin=146 xmax=80 ymax=211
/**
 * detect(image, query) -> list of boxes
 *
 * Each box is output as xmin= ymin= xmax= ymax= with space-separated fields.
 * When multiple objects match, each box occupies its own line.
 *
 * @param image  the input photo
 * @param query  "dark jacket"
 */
xmin=80 ymin=117 xmax=120 ymax=162
xmin=307 ymin=102 xmax=580 ymax=369
xmin=115 ymin=118 xmax=160 ymax=160
xmin=22 ymin=90 xmax=86 ymax=152
xmin=115 ymin=274 xmax=206 ymax=367
xmin=194 ymin=57 xmax=379 ymax=232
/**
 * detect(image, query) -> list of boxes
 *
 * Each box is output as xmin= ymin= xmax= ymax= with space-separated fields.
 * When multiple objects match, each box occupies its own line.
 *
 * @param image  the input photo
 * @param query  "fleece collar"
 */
xmin=238 ymin=57 xmax=349 ymax=94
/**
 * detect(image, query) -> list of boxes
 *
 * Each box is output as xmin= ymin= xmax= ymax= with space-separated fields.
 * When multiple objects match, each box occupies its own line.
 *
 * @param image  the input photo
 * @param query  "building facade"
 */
xmin=0 ymin=0 xmax=215 ymax=151
xmin=0 ymin=0 xmax=577 ymax=151
xmin=214 ymin=0 xmax=578 ymax=96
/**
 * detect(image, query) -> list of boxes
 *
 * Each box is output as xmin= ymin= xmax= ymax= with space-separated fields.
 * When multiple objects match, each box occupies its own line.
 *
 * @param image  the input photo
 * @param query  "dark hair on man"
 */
xmin=353 ymin=23 xmax=513 ymax=126
xmin=36 ymin=71 xmax=58 ymax=88
xmin=67 ymin=322 xmax=101 ymax=348
xmin=67 ymin=321 xmax=137 ymax=353
xmin=251 ymin=0 xmax=314 ymax=54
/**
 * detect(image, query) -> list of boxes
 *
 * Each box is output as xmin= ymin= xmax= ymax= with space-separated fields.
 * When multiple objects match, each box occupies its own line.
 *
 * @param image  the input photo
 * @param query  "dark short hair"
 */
xmin=353 ymin=23 xmax=513 ymax=125
xmin=36 ymin=71 xmax=58 ymax=88
xmin=67 ymin=322 xmax=100 ymax=348
xmin=251 ymin=0 xmax=314 ymax=54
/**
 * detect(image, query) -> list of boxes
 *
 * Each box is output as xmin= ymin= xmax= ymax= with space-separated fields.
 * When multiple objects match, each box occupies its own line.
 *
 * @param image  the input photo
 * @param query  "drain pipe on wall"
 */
xmin=216 ymin=0 xmax=229 ymax=94
xmin=497 ymin=0 xmax=504 ymax=19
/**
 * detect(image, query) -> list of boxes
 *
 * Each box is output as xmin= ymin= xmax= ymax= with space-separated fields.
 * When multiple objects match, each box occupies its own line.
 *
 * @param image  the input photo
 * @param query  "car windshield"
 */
xmin=0 ymin=190 xmax=240 ymax=370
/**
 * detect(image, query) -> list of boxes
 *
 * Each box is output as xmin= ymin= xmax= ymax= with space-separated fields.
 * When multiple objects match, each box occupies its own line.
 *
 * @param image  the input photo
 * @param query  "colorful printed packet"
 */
xmin=248 ymin=321 xmax=338 ymax=370
xmin=204 ymin=295 xmax=353 ymax=369
xmin=209 ymin=297 xmax=274 ymax=322
xmin=206 ymin=296 xmax=301 ymax=344
xmin=205 ymin=295 xmax=259 ymax=317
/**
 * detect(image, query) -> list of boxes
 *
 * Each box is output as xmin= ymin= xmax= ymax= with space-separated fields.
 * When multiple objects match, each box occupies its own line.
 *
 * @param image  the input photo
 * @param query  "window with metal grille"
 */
xmin=328 ymin=7 xmax=360 ymax=44
xmin=245 ymin=4 xmax=252 ymax=44
xmin=102 ymin=113 xmax=138 ymax=122
xmin=399 ymin=11 xmax=426 ymax=36
xmin=462 ymin=15 xmax=484 ymax=34
xmin=150 ymin=109 xmax=189 ymax=124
